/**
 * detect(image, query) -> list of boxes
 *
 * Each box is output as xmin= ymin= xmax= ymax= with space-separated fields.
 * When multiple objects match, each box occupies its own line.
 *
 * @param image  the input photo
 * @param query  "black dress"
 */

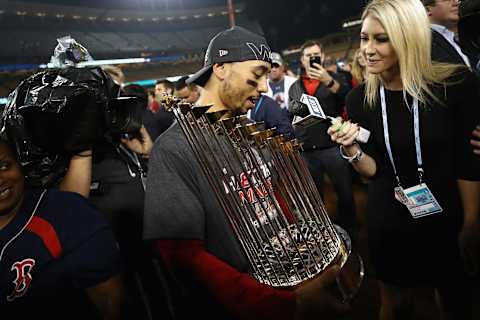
xmin=346 ymin=70 xmax=480 ymax=286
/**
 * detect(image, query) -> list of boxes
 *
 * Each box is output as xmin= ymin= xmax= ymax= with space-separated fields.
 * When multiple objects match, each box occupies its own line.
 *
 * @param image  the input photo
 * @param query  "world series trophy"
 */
xmin=162 ymin=95 xmax=364 ymax=300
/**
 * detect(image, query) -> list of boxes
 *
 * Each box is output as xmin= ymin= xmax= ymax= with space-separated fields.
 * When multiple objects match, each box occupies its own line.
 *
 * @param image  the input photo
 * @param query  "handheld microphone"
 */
xmin=292 ymin=94 xmax=370 ymax=143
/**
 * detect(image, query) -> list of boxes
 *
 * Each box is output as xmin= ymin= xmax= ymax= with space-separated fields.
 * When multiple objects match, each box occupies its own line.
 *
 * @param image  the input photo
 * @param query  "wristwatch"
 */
xmin=326 ymin=78 xmax=335 ymax=88
xmin=339 ymin=144 xmax=364 ymax=163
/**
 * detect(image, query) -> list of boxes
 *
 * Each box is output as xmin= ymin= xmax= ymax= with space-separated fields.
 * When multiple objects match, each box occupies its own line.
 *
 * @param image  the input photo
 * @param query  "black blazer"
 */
xmin=431 ymin=29 xmax=470 ymax=65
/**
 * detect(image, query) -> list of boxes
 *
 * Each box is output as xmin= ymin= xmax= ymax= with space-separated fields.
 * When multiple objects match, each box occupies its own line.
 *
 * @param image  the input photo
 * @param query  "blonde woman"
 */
xmin=327 ymin=0 xmax=480 ymax=319
xmin=351 ymin=48 xmax=367 ymax=86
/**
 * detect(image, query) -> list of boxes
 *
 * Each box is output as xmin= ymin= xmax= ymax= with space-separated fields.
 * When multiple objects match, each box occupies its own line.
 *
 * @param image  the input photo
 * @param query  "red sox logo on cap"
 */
xmin=7 ymin=258 xmax=35 ymax=302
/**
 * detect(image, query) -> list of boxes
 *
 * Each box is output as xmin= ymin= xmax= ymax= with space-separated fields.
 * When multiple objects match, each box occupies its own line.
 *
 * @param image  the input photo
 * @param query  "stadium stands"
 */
xmin=0 ymin=1 xmax=261 ymax=64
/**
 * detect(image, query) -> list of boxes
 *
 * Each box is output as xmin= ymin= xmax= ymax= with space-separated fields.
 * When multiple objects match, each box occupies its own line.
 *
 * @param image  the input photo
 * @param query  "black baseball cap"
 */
xmin=187 ymin=26 xmax=272 ymax=87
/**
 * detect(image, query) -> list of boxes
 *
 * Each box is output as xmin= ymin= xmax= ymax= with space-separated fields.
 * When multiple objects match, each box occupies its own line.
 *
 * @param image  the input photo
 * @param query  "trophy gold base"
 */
xmin=292 ymin=225 xmax=364 ymax=303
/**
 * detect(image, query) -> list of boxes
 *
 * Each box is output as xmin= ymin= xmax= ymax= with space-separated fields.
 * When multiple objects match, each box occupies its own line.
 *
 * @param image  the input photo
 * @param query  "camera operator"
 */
xmin=288 ymin=40 xmax=356 ymax=234
xmin=22 ymin=53 xmax=156 ymax=316
xmin=58 ymin=82 xmax=160 ymax=319
xmin=4 ymin=42 xmax=157 ymax=319
xmin=1 ymin=62 xmax=142 ymax=318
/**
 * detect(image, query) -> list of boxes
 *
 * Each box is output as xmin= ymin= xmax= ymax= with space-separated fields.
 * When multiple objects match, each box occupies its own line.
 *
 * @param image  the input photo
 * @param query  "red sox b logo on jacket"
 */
xmin=7 ymin=258 xmax=35 ymax=302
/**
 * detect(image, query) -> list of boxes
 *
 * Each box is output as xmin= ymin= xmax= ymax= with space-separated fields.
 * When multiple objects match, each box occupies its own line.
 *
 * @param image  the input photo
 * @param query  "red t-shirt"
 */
xmin=302 ymin=77 xmax=321 ymax=96
xmin=149 ymin=100 xmax=160 ymax=113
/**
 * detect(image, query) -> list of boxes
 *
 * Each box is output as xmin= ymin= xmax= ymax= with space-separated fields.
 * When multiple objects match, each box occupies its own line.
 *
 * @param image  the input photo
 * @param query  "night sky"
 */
xmin=244 ymin=0 xmax=366 ymax=49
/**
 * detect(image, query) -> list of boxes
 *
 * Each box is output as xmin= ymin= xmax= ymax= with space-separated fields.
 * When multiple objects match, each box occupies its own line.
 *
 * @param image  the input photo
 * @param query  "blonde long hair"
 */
xmin=351 ymin=48 xmax=366 ymax=84
xmin=362 ymin=0 xmax=460 ymax=107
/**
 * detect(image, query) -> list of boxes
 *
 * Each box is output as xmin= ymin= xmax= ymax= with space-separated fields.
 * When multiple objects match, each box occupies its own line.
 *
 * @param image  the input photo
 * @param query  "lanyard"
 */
xmin=253 ymin=96 xmax=264 ymax=118
xmin=117 ymin=144 xmax=146 ymax=191
xmin=380 ymin=85 xmax=423 ymax=187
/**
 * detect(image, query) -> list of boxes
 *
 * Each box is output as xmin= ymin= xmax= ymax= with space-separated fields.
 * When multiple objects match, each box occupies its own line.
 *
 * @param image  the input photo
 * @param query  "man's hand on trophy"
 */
xmin=294 ymin=265 xmax=350 ymax=319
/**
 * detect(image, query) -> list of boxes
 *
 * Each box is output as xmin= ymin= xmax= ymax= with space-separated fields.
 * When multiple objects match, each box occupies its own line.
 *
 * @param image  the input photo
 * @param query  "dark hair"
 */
xmin=155 ymin=79 xmax=174 ymax=92
xmin=174 ymin=76 xmax=189 ymax=91
xmin=300 ymin=40 xmax=322 ymax=56
xmin=175 ymin=76 xmax=199 ymax=93
xmin=420 ymin=0 xmax=436 ymax=6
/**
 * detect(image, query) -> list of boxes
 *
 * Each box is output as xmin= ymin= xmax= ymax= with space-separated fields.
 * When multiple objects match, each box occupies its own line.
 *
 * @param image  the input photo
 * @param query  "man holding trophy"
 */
xmin=144 ymin=26 xmax=358 ymax=320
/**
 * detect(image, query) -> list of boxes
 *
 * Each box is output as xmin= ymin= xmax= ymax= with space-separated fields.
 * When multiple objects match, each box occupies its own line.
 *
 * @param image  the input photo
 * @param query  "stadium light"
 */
xmin=342 ymin=19 xmax=362 ymax=29
xmin=76 ymin=58 xmax=151 ymax=67
xmin=38 ymin=57 xmax=152 ymax=69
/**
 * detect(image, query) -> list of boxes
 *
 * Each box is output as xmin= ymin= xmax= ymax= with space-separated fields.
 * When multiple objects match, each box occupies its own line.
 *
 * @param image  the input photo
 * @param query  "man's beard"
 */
xmin=220 ymin=81 xmax=248 ymax=116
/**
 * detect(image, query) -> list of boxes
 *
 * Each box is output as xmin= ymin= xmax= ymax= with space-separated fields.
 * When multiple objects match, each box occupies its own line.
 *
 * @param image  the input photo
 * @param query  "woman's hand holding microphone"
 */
xmin=328 ymin=118 xmax=359 ymax=145
xmin=327 ymin=117 xmax=376 ymax=176
xmin=328 ymin=118 xmax=362 ymax=158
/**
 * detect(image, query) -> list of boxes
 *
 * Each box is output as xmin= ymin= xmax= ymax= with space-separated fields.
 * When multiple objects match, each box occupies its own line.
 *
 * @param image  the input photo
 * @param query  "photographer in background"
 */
xmin=288 ymin=40 xmax=356 ymax=234
xmin=61 ymin=81 xmax=158 ymax=319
